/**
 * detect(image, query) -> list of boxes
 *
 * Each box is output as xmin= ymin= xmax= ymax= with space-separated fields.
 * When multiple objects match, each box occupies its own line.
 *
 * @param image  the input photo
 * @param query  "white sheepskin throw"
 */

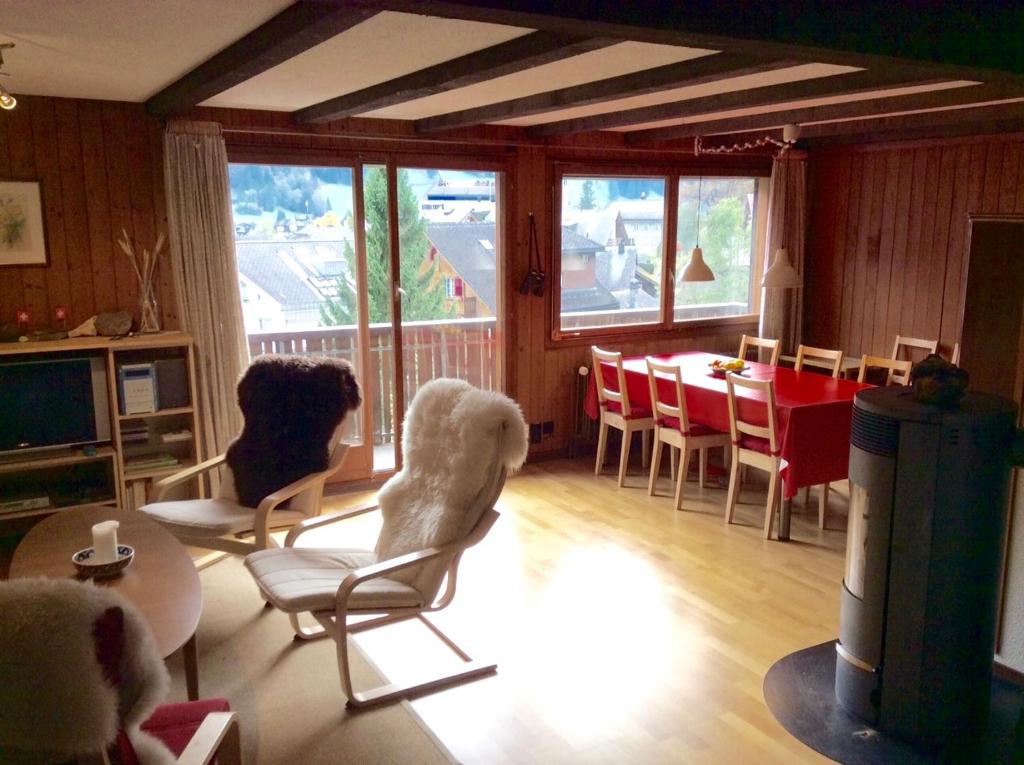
xmin=0 ymin=578 xmax=173 ymax=765
xmin=375 ymin=379 xmax=527 ymax=596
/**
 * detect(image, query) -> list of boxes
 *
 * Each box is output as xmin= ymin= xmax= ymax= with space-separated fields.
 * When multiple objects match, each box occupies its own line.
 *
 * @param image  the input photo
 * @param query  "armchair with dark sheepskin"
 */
xmin=141 ymin=354 xmax=362 ymax=556
xmin=0 ymin=577 xmax=239 ymax=765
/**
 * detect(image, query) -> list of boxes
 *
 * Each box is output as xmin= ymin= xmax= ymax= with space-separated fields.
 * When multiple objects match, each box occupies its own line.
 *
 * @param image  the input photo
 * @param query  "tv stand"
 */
xmin=0 ymin=332 xmax=203 ymax=520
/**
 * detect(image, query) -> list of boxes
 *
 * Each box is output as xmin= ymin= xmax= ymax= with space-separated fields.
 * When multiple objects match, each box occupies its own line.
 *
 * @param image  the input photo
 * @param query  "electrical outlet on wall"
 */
xmin=529 ymin=423 xmax=542 ymax=444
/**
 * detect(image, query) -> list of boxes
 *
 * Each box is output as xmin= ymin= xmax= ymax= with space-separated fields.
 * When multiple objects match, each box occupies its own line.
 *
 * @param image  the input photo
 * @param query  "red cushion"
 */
xmin=115 ymin=698 xmax=232 ymax=764
xmin=736 ymin=434 xmax=778 ymax=456
xmin=658 ymin=417 xmax=722 ymax=437
xmin=601 ymin=400 xmax=652 ymax=419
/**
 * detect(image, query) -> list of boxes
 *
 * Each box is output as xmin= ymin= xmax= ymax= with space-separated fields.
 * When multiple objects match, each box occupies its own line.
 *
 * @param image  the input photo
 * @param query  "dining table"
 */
xmin=584 ymin=351 xmax=873 ymax=540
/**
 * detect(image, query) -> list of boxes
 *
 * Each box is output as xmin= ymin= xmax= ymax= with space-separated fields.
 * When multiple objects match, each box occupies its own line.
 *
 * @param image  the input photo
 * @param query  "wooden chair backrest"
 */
xmin=738 ymin=334 xmax=781 ymax=366
xmin=858 ymin=354 xmax=912 ymax=386
xmin=725 ymin=374 xmax=780 ymax=454
xmin=591 ymin=346 xmax=634 ymax=414
xmin=645 ymin=358 xmax=691 ymax=432
xmin=794 ymin=344 xmax=844 ymax=378
xmin=892 ymin=335 xmax=938 ymax=361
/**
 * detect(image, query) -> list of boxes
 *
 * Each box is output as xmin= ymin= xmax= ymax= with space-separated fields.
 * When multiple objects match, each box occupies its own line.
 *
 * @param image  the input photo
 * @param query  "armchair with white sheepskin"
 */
xmin=244 ymin=378 xmax=528 ymax=709
xmin=142 ymin=355 xmax=362 ymax=557
xmin=0 ymin=577 xmax=239 ymax=765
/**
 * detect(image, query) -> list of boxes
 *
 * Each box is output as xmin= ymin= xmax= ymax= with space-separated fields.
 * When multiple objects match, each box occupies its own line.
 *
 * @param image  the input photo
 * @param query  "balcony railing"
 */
xmin=247 ymin=317 xmax=497 ymax=447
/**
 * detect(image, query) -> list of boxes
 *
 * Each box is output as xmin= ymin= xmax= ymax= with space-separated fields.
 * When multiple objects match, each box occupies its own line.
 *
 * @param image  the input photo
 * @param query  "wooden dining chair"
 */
xmin=592 ymin=346 xmax=655 ymax=487
xmin=892 ymin=335 xmax=938 ymax=362
xmin=738 ymin=334 xmax=781 ymax=366
xmin=724 ymin=374 xmax=783 ymax=540
xmin=645 ymin=358 xmax=731 ymax=510
xmin=793 ymin=345 xmax=843 ymax=527
xmin=858 ymin=354 xmax=913 ymax=386
xmin=794 ymin=344 xmax=844 ymax=378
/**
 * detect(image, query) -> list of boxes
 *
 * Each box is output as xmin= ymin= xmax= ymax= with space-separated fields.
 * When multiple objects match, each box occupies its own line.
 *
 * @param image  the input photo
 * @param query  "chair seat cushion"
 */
xmin=737 ymin=434 xmax=777 ymax=456
xmin=658 ymin=417 xmax=724 ymax=437
xmin=601 ymin=400 xmax=653 ymax=420
xmin=140 ymin=499 xmax=307 ymax=538
xmin=115 ymin=698 xmax=232 ymax=764
xmin=244 ymin=548 xmax=425 ymax=613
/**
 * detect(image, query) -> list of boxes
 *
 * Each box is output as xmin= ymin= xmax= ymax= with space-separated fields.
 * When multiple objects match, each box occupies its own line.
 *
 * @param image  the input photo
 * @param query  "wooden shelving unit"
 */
xmin=0 ymin=332 xmax=204 ymax=520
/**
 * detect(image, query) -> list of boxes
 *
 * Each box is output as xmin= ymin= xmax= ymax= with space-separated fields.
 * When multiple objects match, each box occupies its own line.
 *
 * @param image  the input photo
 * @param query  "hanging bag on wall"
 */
xmin=519 ymin=213 xmax=546 ymax=297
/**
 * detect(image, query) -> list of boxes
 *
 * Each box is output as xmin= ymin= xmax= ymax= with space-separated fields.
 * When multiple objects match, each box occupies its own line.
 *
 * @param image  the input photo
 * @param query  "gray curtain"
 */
xmin=758 ymin=150 xmax=808 ymax=355
xmin=163 ymin=121 xmax=248 ymax=461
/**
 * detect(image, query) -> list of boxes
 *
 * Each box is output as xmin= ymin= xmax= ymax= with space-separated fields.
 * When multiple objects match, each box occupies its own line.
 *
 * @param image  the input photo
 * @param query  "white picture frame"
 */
xmin=0 ymin=180 xmax=47 ymax=266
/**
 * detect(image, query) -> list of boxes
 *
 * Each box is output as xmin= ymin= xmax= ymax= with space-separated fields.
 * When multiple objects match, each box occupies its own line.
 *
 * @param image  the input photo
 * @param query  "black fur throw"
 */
xmin=226 ymin=355 xmax=362 ymax=508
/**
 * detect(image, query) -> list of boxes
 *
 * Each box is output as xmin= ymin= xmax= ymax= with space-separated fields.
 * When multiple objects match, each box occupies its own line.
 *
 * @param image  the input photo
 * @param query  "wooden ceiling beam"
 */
xmin=414 ymin=53 xmax=799 ymax=133
xmin=625 ymin=83 xmax=1024 ymax=144
xmin=379 ymin=0 xmax=1024 ymax=81
xmin=527 ymin=69 xmax=953 ymax=137
xmin=795 ymin=102 xmax=1024 ymax=140
xmin=146 ymin=1 xmax=380 ymax=116
xmin=293 ymin=32 xmax=618 ymax=124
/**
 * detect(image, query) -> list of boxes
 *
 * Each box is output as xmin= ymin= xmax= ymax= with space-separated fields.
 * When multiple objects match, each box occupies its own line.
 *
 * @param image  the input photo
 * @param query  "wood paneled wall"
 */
xmin=0 ymin=96 xmax=176 ymax=332
xmin=211 ymin=108 xmax=767 ymax=456
xmin=804 ymin=133 xmax=1024 ymax=360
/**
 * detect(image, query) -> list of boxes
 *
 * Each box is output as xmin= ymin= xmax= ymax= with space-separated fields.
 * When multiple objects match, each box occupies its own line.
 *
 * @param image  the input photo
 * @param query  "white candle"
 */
xmin=92 ymin=521 xmax=120 ymax=564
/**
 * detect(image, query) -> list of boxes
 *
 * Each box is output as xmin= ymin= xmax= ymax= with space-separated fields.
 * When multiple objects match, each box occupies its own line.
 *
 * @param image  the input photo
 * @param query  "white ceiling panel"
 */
xmin=493 ymin=63 xmax=862 ymax=126
xmin=363 ymin=41 xmax=717 ymax=120
xmin=616 ymin=81 xmax=981 ymax=133
xmin=0 ymin=0 xmax=293 ymax=101
xmin=203 ymin=11 xmax=532 ymax=111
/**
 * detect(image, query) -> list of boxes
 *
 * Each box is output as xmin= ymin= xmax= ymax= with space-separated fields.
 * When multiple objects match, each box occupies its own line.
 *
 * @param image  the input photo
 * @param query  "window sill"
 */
xmin=548 ymin=313 xmax=759 ymax=348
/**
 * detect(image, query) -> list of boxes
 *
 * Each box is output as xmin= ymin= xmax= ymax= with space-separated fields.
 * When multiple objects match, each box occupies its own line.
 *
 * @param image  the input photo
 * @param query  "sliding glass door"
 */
xmin=228 ymin=163 xmax=375 ymax=481
xmin=228 ymin=159 xmax=503 ymax=477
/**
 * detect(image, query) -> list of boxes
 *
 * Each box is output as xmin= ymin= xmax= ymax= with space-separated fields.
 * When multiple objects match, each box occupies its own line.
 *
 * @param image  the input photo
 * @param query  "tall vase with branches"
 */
xmin=118 ymin=228 xmax=164 ymax=334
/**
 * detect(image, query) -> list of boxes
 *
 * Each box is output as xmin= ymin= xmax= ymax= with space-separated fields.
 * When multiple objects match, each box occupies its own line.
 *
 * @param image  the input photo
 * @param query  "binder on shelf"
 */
xmin=154 ymin=358 xmax=189 ymax=409
xmin=118 ymin=363 xmax=157 ymax=415
xmin=130 ymin=480 xmax=148 ymax=511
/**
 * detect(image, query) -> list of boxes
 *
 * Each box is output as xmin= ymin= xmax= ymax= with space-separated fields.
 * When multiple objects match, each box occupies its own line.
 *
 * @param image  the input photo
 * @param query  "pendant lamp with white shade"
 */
xmin=761 ymin=149 xmax=802 ymax=290
xmin=681 ymin=175 xmax=714 ymax=282
xmin=762 ymin=247 xmax=802 ymax=288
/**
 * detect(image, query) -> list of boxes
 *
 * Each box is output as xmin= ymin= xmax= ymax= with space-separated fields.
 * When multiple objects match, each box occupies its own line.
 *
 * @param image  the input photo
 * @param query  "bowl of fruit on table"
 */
xmin=709 ymin=358 xmax=748 ymax=377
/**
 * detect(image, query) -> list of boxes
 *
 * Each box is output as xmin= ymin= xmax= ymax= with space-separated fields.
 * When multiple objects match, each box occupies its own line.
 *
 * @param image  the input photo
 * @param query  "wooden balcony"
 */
xmin=247 ymin=317 xmax=498 ymax=448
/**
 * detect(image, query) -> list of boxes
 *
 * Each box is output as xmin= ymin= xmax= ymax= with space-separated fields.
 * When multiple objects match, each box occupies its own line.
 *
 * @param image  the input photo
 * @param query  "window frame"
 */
xmin=550 ymin=160 xmax=770 ymax=344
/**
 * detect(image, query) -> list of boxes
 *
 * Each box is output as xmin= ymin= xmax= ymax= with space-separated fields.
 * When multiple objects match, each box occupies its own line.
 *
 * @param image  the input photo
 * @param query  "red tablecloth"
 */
xmin=584 ymin=351 xmax=872 ymax=499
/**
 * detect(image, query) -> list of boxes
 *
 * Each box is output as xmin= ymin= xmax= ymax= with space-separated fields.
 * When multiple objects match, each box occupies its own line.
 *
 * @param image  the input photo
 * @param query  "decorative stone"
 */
xmin=68 ymin=316 xmax=98 ymax=338
xmin=95 ymin=311 xmax=132 ymax=337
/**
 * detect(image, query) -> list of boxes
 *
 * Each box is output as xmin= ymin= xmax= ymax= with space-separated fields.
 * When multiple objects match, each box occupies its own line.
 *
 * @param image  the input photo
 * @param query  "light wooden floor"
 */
xmin=315 ymin=455 xmax=849 ymax=764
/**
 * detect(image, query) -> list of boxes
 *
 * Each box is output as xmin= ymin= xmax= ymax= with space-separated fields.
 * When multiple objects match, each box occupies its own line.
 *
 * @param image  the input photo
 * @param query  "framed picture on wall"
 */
xmin=0 ymin=180 xmax=47 ymax=266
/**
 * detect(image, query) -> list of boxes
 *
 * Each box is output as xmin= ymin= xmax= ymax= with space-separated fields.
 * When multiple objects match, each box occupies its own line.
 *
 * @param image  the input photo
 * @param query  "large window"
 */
xmin=557 ymin=170 xmax=766 ymax=336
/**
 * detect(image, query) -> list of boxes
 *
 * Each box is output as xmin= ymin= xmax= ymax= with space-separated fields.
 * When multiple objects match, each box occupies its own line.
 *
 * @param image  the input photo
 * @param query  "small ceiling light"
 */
xmin=0 ymin=43 xmax=16 ymax=111
xmin=681 ymin=174 xmax=715 ymax=282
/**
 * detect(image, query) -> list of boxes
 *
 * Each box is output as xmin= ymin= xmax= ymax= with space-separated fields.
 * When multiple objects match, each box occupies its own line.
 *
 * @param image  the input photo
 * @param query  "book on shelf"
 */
xmin=124 ymin=453 xmax=180 ymax=472
xmin=159 ymin=429 xmax=192 ymax=443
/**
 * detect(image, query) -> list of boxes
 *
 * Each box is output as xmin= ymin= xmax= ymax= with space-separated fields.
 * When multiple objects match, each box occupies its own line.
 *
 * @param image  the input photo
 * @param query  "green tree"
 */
xmin=319 ymin=240 xmax=359 ymax=326
xmin=321 ymin=167 xmax=449 ymax=326
xmin=676 ymin=195 xmax=753 ymax=308
xmin=580 ymin=180 xmax=596 ymax=210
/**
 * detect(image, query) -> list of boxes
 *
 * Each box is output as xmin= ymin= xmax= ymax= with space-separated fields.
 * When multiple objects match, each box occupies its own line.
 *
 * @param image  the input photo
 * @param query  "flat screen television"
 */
xmin=0 ymin=356 xmax=112 ymax=456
